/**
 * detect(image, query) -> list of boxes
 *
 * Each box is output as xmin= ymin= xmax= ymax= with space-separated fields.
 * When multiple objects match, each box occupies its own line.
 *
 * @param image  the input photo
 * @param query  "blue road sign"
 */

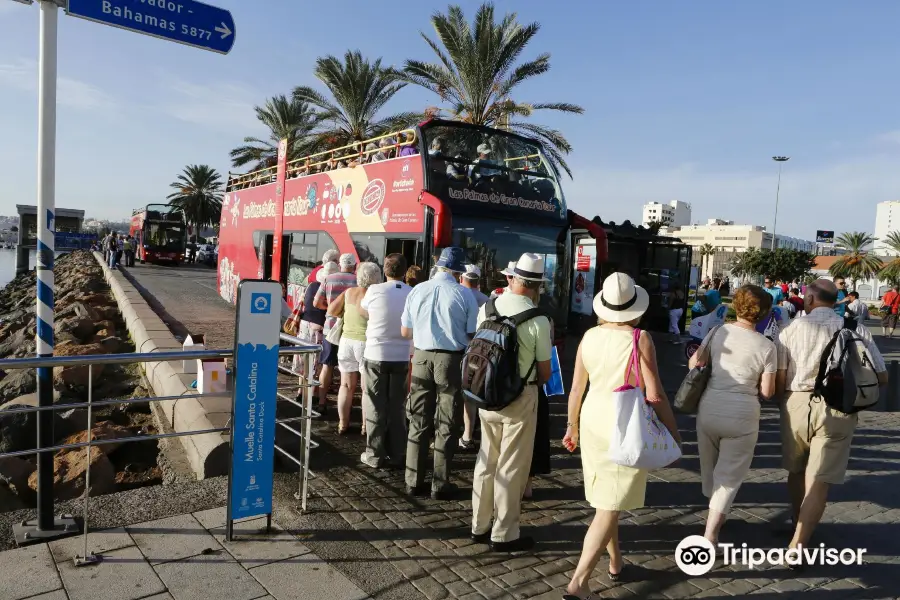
xmin=66 ymin=0 xmax=235 ymax=55
xmin=228 ymin=280 xmax=280 ymax=521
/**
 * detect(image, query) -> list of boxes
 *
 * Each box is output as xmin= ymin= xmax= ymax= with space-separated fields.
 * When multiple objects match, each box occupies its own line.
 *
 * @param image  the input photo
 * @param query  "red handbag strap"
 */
xmin=623 ymin=328 xmax=643 ymax=388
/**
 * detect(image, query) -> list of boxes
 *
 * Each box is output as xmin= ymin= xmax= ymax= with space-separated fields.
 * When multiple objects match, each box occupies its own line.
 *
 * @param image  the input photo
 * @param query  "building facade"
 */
xmin=641 ymin=200 xmax=692 ymax=228
xmin=874 ymin=201 xmax=900 ymax=255
xmin=660 ymin=220 xmax=816 ymax=277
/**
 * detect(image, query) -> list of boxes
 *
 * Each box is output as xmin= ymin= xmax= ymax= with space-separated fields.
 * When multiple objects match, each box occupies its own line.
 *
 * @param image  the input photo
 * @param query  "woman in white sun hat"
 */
xmin=562 ymin=273 xmax=681 ymax=597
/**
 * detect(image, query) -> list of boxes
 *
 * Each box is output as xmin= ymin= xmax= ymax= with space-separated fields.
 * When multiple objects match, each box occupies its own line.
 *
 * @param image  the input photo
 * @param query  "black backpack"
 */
xmin=813 ymin=328 xmax=881 ymax=414
xmin=461 ymin=300 xmax=544 ymax=411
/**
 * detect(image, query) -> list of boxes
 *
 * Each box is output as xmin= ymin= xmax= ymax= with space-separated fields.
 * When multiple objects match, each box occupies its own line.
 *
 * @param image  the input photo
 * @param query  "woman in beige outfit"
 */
xmin=689 ymin=285 xmax=777 ymax=543
xmin=563 ymin=274 xmax=681 ymax=598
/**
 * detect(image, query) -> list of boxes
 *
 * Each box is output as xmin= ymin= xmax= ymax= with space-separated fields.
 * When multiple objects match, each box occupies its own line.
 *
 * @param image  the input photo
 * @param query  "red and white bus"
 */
xmin=219 ymin=119 xmax=606 ymax=337
xmin=130 ymin=204 xmax=187 ymax=265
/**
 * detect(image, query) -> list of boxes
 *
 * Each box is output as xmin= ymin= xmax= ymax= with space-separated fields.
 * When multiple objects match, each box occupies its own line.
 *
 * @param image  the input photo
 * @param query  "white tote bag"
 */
xmin=607 ymin=329 xmax=682 ymax=470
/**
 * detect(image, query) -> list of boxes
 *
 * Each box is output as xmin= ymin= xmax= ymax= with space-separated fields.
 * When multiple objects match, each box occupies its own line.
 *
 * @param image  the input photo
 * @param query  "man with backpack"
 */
xmin=465 ymin=253 xmax=552 ymax=553
xmin=775 ymin=279 xmax=887 ymax=559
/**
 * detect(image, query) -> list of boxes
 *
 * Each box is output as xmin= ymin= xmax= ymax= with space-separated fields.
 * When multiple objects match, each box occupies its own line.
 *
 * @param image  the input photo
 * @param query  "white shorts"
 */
xmin=337 ymin=338 xmax=366 ymax=373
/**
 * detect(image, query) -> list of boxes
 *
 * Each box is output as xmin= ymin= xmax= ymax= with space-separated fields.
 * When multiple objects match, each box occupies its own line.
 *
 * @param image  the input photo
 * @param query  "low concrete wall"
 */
xmin=93 ymin=252 xmax=229 ymax=479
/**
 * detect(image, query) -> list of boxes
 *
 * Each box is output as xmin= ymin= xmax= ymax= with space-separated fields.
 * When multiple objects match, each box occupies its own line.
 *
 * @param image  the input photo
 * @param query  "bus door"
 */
xmin=385 ymin=238 xmax=421 ymax=269
xmin=261 ymin=234 xmax=291 ymax=284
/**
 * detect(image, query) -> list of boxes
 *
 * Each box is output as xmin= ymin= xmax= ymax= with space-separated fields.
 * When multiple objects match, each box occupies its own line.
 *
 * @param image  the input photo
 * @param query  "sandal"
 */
xmin=337 ymin=424 xmax=349 ymax=435
xmin=608 ymin=561 xmax=625 ymax=582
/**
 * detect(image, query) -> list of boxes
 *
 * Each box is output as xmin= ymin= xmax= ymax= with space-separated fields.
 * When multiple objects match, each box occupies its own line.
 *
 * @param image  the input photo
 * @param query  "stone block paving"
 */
xmin=0 ymin=508 xmax=369 ymax=600
xmin=300 ymin=398 xmax=900 ymax=600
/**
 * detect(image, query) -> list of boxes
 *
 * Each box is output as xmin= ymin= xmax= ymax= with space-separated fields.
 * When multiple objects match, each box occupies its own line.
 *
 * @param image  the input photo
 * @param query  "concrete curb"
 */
xmin=92 ymin=252 xmax=229 ymax=479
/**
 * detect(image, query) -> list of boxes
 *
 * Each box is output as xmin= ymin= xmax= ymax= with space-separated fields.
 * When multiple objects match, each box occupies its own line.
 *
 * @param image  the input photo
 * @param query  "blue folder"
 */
xmin=543 ymin=347 xmax=565 ymax=397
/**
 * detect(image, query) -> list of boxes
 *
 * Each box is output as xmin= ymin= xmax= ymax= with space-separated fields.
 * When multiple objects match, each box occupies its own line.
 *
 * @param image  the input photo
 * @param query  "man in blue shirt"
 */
xmin=832 ymin=276 xmax=851 ymax=318
xmin=401 ymin=247 xmax=479 ymax=500
xmin=763 ymin=276 xmax=784 ymax=305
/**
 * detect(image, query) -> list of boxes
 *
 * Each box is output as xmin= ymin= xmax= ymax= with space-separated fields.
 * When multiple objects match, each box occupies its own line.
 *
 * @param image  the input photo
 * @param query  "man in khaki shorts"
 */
xmin=776 ymin=279 xmax=887 ymax=554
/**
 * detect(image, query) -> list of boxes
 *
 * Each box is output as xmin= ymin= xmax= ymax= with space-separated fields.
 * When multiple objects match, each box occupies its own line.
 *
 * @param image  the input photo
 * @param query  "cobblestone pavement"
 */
xmin=129 ymin=272 xmax=900 ymax=600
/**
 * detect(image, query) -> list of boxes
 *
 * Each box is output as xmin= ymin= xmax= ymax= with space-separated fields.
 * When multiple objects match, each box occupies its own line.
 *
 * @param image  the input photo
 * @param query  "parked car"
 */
xmin=196 ymin=244 xmax=217 ymax=267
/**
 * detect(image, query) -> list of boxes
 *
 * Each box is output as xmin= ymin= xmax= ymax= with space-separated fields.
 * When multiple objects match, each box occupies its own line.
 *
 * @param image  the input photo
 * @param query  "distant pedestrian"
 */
xmin=327 ymin=262 xmax=381 ymax=435
xmin=470 ymin=253 xmax=552 ymax=553
xmin=123 ymin=236 xmax=135 ymax=267
xmin=314 ymin=253 xmax=358 ymax=419
xmin=668 ymin=284 xmax=685 ymax=342
xmin=461 ymin=264 xmax=489 ymax=307
xmin=107 ymin=236 xmax=119 ymax=268
xmin=846 ymin=291 xmax=869 ymax=330
xmin=405 ymin=265 xmax=425 ymax=287
xmin=832 ymin=276 xmax=851 ymax=319
xmin=490 ymin=261 xmax=517 ymax=299
xmin=880 ymin=284 xmax=900 ymax=338
xmin=300 ymin=262 xmax=339 ymax=415
xmin=308 ymin=249 xmax=340 ymax=285
xmin=787 ymin=288 xmax=804 ymax=316
xmin=401 ymin=246 xmax=479 ymax=500
xmin=776 ymin=279 xmax=887 ymax=557
xmin=358 ymin=254 xmax=412 ymax=468
xmin=763 ymin=276 xmax=784 ymax=305
xmin=689 ymin=285 xmax=777 ymax=544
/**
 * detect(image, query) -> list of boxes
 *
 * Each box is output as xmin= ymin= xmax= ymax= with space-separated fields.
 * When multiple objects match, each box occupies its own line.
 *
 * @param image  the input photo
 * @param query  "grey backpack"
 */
xmin=813 ymin=329 xmax=881 ymax=414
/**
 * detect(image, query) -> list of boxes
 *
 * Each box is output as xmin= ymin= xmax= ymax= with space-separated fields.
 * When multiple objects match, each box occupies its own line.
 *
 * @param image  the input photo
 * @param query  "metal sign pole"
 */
xmin=35 ymin=0 xmax=59 ymax=532
xmin=14 ymin=0 xmax=77 ymax=545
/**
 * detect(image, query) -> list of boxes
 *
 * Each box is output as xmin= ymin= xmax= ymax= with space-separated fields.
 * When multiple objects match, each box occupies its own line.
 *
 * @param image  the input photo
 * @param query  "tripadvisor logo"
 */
xmin=675 ymin=536 xmax=867 ymax=576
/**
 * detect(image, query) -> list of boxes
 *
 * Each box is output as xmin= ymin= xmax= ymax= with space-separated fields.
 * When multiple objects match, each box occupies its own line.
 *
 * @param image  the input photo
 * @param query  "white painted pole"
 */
xmin=35 ymin=0 xmax=59 ymax=531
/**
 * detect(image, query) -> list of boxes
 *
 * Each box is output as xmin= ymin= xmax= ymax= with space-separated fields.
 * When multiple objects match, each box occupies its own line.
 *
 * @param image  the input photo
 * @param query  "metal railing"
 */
xmin=0 ymin=333 xmax=321 ymax=565
xmin=226 ymin=128 xmax=419 ymax=191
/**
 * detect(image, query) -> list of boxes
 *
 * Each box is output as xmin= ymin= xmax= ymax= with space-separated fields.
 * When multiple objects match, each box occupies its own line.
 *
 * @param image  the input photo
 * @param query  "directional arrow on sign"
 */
xmin=66 ymin=0 xmax=236 ymax=55
xmin=215 ymin=22 xmax=232 ymax=39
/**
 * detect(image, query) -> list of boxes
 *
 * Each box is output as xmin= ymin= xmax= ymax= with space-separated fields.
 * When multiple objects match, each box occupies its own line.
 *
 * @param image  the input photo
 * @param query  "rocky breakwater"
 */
xmin=0 ymin=251 xmax=162 ymax=511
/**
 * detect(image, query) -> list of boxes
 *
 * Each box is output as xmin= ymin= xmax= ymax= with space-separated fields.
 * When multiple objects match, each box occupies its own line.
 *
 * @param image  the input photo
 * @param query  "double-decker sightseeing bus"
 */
xmin=220 ymin=119 xmax=606 ymax=338
xmin=130 ymin=204 xmax=187 ymax=265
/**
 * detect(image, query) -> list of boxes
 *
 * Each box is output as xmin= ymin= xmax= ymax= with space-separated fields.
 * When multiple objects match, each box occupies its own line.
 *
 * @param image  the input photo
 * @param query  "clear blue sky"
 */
xmin=2 ymin=0 xmax=899 ymax=239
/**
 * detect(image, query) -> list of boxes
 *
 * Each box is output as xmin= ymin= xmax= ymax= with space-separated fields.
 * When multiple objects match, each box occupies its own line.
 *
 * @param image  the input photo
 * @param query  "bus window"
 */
xmin=288 ymin=233 xmax=319 ymax=285
xmin=350 ymin=234 xmax=387 ymax=268
xmin=385 ymin=238 xmax=419 ymax=270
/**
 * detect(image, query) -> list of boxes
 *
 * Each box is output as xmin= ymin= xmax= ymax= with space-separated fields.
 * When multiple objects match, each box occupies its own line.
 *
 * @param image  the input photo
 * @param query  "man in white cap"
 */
xmin=490 ymin=261 xmax=518 ymax=299
xmin=469 ymin=142 xmax=501 ymax=179
xmin=461 ymin=264 xmax=489 ymax=308
xmin=470 ymin=252 xmax=552 ymax=553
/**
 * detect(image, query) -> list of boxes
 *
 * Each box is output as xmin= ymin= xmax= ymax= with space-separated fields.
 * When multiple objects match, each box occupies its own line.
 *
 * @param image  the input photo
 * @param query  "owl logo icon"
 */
xmin=381 ymin=208 xmax=389 ymax=226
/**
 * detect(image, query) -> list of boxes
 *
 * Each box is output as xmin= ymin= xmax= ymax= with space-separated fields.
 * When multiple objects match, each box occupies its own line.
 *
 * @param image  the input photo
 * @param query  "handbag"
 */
xmin=674 ymin=325 xmax=721 ymax=414
xmin=607 ymin=329 xmax=682 ymax=470
xmin=283 ymin=303 xmax=304 ymax=335
xmin=325 ymin=317 xmax=343 ymax=345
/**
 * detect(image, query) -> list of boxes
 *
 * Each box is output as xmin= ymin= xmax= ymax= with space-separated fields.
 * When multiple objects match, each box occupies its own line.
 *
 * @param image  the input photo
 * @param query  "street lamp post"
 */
xmin=771 ymin=156 xmax=790 ymax=250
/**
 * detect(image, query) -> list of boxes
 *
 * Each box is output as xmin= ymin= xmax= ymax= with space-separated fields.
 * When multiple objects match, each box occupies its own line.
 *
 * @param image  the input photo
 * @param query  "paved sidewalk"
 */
xmin=0 ymin=508 xmax=369 ymax=600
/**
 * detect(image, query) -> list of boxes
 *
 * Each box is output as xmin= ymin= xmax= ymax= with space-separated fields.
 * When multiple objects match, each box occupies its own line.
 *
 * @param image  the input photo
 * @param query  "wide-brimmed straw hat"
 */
xmin=593 ymin=273 xmax=649 ymax=323
xmin=500 ymin=261 xmax=517 ymax=277
xmin=511 ymin=253 xmax=547 ymax=282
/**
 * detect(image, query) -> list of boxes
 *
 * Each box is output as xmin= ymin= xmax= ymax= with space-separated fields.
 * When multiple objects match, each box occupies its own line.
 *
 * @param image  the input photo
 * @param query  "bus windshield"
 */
xmin=420 ymin=122 xmax=567 ymax=221
xmin=437 ymin=217 xmax=570 ymax=330
xmin=147 ymin=223 xmax=185 ymax=251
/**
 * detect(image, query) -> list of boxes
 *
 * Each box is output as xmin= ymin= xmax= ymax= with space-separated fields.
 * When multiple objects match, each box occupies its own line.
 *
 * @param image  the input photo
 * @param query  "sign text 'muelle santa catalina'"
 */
xmin=229 ymin=281 xmax=280 ymax=518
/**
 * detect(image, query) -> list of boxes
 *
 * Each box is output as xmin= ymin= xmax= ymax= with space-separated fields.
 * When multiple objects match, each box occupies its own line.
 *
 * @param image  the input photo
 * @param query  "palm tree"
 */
xmin=292 ymin=51 xmax=421 ymax=150
xmin=878 ymin=231 xmax=900 ymax=286
xmin=403 ymin=3 xmax=584 ymax=177
xmin=698 ymin=244 xmax=716 ymax=278
xmin=167 ymin=165 xmax=224 ymax=241
xmin=829 ymin=231 xmax=883 ymax=290
xmin=230 ymin=95 xmax=321 ymax=172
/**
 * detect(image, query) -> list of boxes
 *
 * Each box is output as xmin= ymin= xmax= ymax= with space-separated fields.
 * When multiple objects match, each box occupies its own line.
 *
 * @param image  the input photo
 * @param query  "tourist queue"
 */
xmin=284 ymin=249 xmax=889 ymax=596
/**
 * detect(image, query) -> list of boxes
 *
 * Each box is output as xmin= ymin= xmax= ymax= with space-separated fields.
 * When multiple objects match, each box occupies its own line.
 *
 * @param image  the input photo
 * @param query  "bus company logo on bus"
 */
xmin=242 ymin=200 xmax=277 ymax=220
xmin=447 ymin=188 xmax=556 ymax=212
xmin=360 ymin=179 xmax=387 ymax=215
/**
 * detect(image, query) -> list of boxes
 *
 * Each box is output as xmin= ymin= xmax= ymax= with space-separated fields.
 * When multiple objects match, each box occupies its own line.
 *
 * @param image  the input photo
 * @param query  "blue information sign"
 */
xmin=66 ymin=0 xmax=235 ymax=55
xmin=228 ymin=280 xmax=281 ymax=520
